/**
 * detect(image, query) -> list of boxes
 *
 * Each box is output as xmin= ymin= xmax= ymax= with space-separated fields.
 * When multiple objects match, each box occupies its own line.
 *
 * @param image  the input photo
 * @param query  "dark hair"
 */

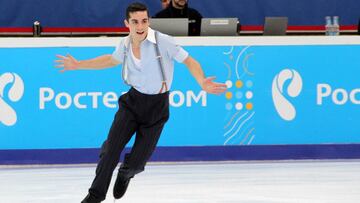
xmin=126 ymin=2 xmax=149 ymax=21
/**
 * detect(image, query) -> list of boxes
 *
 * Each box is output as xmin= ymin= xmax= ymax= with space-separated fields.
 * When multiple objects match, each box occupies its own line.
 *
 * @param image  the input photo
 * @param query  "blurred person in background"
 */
xmin=161 ymin=0 xmax=170 ymax=9
xmin=154 ymin=0 xmax=202 ymax=36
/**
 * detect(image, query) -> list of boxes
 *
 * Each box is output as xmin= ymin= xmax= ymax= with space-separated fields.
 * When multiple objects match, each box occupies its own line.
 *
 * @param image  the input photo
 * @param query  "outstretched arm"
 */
xmin=55 ymin=54 xmax=120 ymax=72
xmin=183 ymin=56 xmax=227 ymax=95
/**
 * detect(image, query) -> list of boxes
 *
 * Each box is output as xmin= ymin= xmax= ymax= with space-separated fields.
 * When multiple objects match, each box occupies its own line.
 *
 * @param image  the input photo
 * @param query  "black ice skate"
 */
xmin=81 ymin=193 xmax=102 ymax=203
xmin=113 ymin=173 xmax=132 ymax=199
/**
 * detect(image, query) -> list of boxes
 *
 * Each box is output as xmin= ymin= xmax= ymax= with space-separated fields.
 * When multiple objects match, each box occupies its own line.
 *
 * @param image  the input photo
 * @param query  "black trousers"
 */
xmin=88 ymin=87 xmax=170 ymax=200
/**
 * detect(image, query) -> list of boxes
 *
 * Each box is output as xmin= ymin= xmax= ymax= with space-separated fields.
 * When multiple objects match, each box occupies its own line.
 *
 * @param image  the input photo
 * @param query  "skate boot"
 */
xmin=81 ymin=193 xmax=102 ymax=203
xmin=113 ymin=173 xmax=132 ymax=199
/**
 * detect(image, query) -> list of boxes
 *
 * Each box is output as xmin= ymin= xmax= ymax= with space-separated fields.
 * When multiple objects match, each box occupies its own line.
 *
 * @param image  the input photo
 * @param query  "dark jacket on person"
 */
xmin=153 ymin=1 xmax=202 ymax=36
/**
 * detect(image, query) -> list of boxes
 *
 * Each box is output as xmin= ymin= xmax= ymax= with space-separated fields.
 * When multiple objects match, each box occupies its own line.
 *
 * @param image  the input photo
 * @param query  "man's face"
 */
xmin=125 ymin=11 xmax=149 ymax=42
xmin=173 ymin=0 xmax=187 ymax=9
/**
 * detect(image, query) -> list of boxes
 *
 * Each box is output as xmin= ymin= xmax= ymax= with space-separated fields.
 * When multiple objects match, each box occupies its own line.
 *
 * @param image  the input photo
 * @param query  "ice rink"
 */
xmin=1 ymin=160 xmax=359 ymax=203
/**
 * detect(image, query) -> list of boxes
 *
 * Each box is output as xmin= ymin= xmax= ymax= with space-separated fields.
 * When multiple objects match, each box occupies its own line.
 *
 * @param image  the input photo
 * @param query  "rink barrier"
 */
xmin=1 ymin=144 xmax=360 ymax=164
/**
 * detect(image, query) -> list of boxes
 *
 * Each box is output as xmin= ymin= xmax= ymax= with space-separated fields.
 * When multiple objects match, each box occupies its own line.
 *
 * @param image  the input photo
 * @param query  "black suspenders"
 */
xmin=154 ymin=31 xmax=168 ymax=93
xmin=122 ymin=38 xmax=131 ymax=86
xmin=121 ymin=31 xmax=168 ymax=93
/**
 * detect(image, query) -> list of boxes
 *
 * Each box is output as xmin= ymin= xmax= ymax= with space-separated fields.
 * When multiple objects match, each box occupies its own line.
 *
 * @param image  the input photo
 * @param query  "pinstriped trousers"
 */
xmin=88 ymin=87 xmax=170 ymax=200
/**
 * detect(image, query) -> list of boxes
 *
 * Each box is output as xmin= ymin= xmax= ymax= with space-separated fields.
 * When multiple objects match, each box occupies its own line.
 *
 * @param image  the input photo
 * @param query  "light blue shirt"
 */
xmin=112 ymin=28 xmax=189 ymax=94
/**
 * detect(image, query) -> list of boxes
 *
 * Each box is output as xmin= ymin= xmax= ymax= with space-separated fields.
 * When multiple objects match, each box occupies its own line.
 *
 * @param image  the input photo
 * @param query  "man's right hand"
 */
xmin=55 ymin=54 xmax=79 ymax=72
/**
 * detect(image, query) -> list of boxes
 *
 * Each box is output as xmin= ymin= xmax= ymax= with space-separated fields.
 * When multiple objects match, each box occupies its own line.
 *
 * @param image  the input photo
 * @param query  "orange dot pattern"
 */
xmin=235 ymin=80 xmax=243 ymax=88
xmin=245 ymin=102 xmax=253 ymax=110
xmin=225 ymin=80 xmax=254 ymax=111
xmin=225 ymin=92 xmax=233 ymax=100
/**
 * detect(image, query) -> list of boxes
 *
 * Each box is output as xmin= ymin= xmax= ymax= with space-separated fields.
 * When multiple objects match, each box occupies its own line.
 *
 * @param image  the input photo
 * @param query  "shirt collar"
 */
xmin=124 ymin=27 xmax=156 ymax=48
xmin=146 ymin=28 xmax=156 ymax=44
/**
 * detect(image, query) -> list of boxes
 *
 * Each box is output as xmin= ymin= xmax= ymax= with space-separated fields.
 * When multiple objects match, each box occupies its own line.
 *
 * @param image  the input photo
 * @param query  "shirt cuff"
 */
xmin=174 ymin=47 xmax=189 ymax=63
xmin=111 ymin=52 xmax=122 ymax=63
